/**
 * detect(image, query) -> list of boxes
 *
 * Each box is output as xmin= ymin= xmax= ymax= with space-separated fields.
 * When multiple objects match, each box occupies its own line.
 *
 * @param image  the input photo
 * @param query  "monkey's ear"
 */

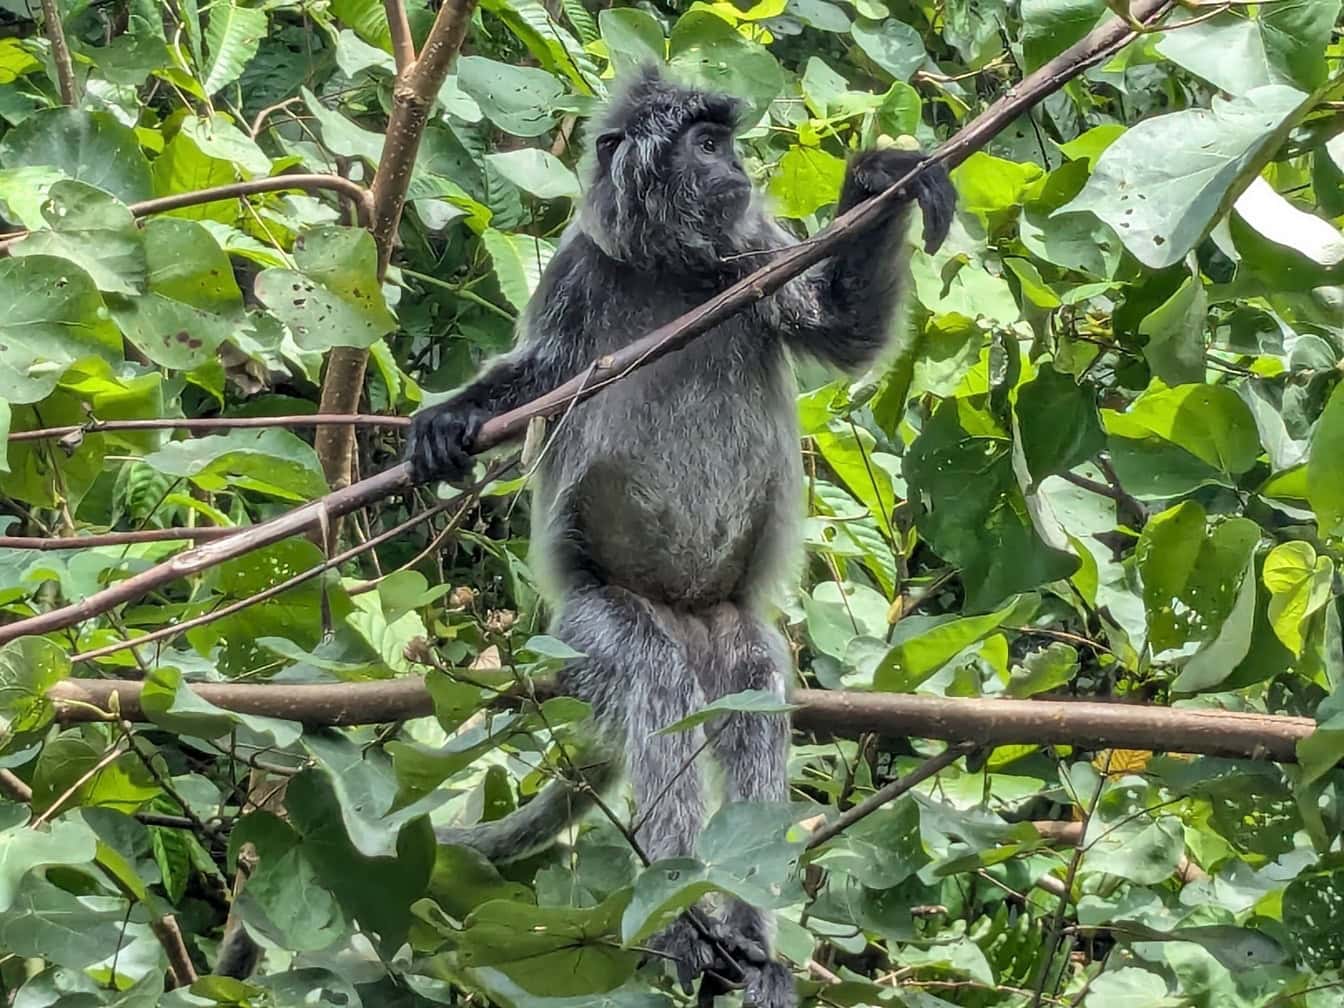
xmin=595 ymin=130 xmax=624 ymax=170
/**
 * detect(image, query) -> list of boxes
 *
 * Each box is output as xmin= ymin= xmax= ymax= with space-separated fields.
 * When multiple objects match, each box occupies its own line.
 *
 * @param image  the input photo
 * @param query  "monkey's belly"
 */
xmin=570 ymin=459 xmax=781 ymax=606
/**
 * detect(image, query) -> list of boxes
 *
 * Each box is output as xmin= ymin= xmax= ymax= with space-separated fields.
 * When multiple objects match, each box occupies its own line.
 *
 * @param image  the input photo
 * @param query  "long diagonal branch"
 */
xmin=0 ymin=0 xmax=1174 ymax=650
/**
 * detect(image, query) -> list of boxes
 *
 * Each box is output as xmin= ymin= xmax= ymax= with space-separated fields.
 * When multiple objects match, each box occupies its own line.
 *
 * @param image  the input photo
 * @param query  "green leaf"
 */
xmin=330 ymin=0 xmax=395 ymax=51
xmin=0 ymin=108 xmax=152 ymax=204
xmin=201 ymin=0 xmax=266 ymax=94
xmin=483 ymin=149 xmax=580 ymax=200
xmin=0 ymin=875 xmax=132 ymax=968
xmin=1104 ymin=383 xmax=1262 ymax=498
xmin=906 ymin=404 xmax=1077 ymax=610
xmin=254 ymin=226 xmax=396 ymax=351
xmin=1021 ymin=0 xmax=1104 ymax=71
xmin=621 ymin=803 xmax=807 ymax=943
xmin=1175 ymin=550 xmax=1257 ymax=692
xmin=179 ymin=114 xmax=272 ymax=177
xmin=1083 ymin=966 xmax=1177 ymax=1007
xmin=599 ymin=9 xmax=665 ymax=78
xmin=1014 ymin=365 xmax=1104 ymax=485
xmin=140 ymin=428 xmax=328 ymax=500
xmin=0 ymin=255 xmax=121 ymax=405
xmin=108 ymin=217 xmax=245 ymax=369
xmin=1139 ymin=273 xmax=1208 ymax=386
xmin=1258 ymin=0 xmax=1341 ymax=91
xmin=815 ymin=797 xmax=927 ymax=886
xmin=140 ymin=667 xmax=301 ymax=746
xmin=1136 ymin=501 xmax=1260 ymax=660
xmin=0 ymin=809 xmax=98 ymax=912
xmin=481 ymin=229 xmax=555 ymax=311
xmin=1007 ymin=642 xmax=1079 ymax=698
xmin=1261 ymin=541 xmax=1333 ymax=655
xmin=282 ymin=767 xmax=435 ymax=955
xmin=1060 ymin=85 xmax=1308 ymax=268
xmin=238 ymin=845 xmax=349 ymax=951
xmin=0 ymin=637 xmax=68 ymax=740
xmin=460 ymin=895 xmax=638 ymax=995
xmin=1081 ymin=813 xmax=1184 ymax=885
xmin=875 ymin=596 xmax=1021 ymax=692
xmin=767 ymin=146 xmax=845 ymax=218
xmin=952 ymin=152 xmax=1043 ymax=217
xmin=657 ymin=689 xmax=797 ymax=734
xmin=1155 ymin=11 xmax=1278 ymax=96
xmin=148 ymin=132 xmax=236 ymax=222
xmin=457 ymin=57 xmax=564 ymax=138
xmin=8 ymin=181 xmax=146 ymax=295
xmin=1306 ymin=381 xmax=1344 ymax=537
xmin=668 ymin=9 xmax=784 ymax=119
xmin=850 ymin=17 xmax=924 ymax=80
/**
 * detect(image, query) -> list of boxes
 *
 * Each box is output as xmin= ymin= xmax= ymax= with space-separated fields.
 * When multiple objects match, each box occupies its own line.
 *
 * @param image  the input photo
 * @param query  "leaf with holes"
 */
xmin=254 ymin=226 xmax=395 ymax=350
xmin=1060 ymin=85 xmax=1309 ymax=267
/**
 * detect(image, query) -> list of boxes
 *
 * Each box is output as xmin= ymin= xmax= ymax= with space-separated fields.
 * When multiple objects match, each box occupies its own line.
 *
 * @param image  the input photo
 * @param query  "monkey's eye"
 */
xmin=700 ymin=136 xmax=717 ymax=154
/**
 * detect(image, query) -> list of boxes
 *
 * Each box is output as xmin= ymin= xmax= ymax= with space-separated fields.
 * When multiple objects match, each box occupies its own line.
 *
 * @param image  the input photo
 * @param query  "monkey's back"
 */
xmin=525 ymin=233 xmax=802 ymax=610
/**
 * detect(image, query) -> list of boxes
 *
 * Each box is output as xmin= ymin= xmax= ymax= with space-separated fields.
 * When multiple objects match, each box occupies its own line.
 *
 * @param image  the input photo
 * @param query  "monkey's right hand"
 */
xmin=406 ymin=399 xmax=489 ymax=485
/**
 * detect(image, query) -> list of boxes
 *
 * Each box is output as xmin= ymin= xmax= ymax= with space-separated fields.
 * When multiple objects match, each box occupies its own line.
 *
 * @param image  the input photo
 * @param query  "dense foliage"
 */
xmin=0 ymin=0 xmax=1342 ymax=1003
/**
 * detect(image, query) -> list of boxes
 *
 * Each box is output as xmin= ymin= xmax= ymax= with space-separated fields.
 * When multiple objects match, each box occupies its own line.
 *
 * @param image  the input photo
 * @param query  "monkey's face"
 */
xmin=670 ymin=121 xmax=752 ymax=226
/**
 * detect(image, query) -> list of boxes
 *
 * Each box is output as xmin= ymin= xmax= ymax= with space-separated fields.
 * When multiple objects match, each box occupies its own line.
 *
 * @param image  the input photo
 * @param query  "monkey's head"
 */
xmin=579 ymin=65 xmax=754 ymax=273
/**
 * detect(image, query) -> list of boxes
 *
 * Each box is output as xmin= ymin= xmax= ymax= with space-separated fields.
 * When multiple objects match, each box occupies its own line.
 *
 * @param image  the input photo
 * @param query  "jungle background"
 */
xmin=0 ymin=0 xmax=1341 ymax=1002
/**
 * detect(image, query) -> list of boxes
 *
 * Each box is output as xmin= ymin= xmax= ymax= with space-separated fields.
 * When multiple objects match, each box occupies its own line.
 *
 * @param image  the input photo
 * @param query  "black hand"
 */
xmin=913 ymin=158 xmax=955 ymax=253
xmin=406 ymin=400 xmax=488 ymax=485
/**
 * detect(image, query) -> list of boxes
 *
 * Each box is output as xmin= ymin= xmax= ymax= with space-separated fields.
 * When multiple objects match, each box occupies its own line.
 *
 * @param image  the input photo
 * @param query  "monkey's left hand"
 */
xmin=845 ymin=149 xmax=956 ymax=254
xmin=405 ymin=398 xmax=489 ymax=485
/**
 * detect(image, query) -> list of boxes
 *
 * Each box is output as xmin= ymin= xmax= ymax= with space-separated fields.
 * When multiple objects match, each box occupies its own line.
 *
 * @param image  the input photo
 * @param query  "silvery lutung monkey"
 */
xmin=408 ymin=65 xmax=956 ymax=1007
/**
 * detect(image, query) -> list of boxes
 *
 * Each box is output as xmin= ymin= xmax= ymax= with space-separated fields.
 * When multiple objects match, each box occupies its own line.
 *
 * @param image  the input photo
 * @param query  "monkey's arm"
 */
xmin=406 ymin=248 xmax=589 ymax=484
xmin=776 ymin=150 xmax=955 ymax=373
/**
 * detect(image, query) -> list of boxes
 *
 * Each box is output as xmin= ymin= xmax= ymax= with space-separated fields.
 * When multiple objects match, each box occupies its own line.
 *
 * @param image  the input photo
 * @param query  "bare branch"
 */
xmin=46 ymin=682 xmax=1316 ymax=763
xmin=8 ymin=413 xmax=407 ymax=444
xmin=129 ymin=176 xmax=374 ymax=230
xmin=0 ymin=529 xmax=237 ymax=550
xmin=150 ymin=915 xmax=199 ymax=990
xmin=316 ymin=0 xmax=479 ymax=487
xmin=385 ymin=0 xmax=416 ymax=72
xmin=38 ymin=0 xmax=77 ymax=105
xmin=0 ymin=176 xmax=373 ymax=255
xmin=0 ymin=0 xmax=1173 ymax=647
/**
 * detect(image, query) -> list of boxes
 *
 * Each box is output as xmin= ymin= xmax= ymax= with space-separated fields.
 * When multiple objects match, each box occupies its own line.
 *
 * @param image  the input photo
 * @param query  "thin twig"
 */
xmin=0 ymin=769 xmax=32 ymax=803
xmin=8 ymin=412 xmax=407 ymax=443
xmin=1029 ymin=758 xmax=1110 ymax=1006
xmin=806 ymin=743 xmax=978 ymax=849
xmin=0 ymin=176 xmax=374 ymax=255
xmin=67 ymin=459 xmax=510 ymax=663
xmin=385 ymin=0 xmax=416 ymax=71
xmin=0 ymin=528 xmax=236 ymax=550
xmin=31 ymin=743 xmax=127 ymax=827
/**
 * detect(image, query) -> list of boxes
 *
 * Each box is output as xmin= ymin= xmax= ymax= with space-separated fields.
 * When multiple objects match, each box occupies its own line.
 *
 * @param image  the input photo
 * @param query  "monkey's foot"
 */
xmin=645 ymin=916 xmax=718 ymax=994
xmin=740 ymin=961 xmax=798 ymax=1008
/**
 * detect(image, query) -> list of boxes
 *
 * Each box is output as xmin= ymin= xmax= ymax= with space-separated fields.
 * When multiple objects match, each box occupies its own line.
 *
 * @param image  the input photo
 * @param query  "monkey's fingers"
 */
xmin=915 ymin=164 xmax=955 ymax=254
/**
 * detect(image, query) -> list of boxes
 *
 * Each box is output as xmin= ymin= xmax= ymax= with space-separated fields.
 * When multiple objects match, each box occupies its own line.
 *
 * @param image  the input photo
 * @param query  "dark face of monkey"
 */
xmin=578 ymin=67 xmax=753 ymax=274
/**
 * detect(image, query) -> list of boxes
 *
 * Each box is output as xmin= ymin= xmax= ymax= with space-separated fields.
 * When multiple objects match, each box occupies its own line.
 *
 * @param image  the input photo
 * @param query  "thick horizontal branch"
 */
xmin=47 ymin=680 xmax=1314 ymax=763
xmin=0 ymin=0 xmax=1173 ymax=649
xmin=8 ymin=413 xmax=407 ymax=444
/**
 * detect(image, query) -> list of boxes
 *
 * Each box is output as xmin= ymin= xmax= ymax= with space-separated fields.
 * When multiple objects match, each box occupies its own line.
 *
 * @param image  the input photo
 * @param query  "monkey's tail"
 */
xmin=436 ymin=754 xmax=620 ymax=862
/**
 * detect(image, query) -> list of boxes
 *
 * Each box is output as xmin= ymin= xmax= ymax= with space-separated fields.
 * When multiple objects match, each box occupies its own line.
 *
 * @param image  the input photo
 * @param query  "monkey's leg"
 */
xmin=704 ymin=606 xmax=798 ymax=1008
xmin=555 ymin=587 xmax=720 ymax=983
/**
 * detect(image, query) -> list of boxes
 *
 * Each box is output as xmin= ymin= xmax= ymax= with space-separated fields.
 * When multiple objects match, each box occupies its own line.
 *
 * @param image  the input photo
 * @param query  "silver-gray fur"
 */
xmin=408 ymin=64 xmax=956 ymax=1007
